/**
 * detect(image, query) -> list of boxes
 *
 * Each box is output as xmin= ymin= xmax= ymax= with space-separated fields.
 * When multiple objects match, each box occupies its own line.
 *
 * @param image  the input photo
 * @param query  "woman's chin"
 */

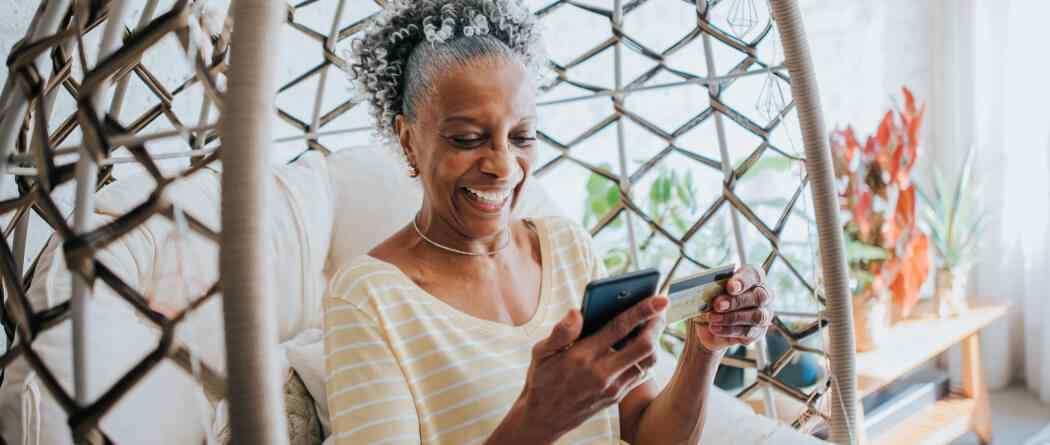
xmin=454 ymin=199 xmax=513 ymax=240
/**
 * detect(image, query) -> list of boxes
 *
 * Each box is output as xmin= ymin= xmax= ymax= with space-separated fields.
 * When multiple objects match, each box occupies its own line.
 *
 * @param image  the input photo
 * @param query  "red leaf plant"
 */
xmin=830 ymin=87 xmax=930 ymax=320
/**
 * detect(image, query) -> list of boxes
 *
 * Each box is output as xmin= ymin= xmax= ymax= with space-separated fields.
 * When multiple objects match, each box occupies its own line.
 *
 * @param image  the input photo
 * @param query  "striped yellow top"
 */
xmin=323 ymin=216 xmax=624 ymax=444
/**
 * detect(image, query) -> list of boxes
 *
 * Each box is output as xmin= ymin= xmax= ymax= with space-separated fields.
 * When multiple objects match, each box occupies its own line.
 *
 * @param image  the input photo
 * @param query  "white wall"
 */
xmin=801 ymin=0 xmax=932 ymax=133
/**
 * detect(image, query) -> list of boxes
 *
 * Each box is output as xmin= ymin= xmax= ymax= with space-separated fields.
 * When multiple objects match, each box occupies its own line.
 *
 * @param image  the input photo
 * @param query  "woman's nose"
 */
xmin=480 ymin=137 xmax=516 ymax=179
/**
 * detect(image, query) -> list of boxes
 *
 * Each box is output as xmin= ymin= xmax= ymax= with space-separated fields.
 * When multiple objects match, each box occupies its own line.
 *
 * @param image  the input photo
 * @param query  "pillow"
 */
xmin=282 ymin=329 xmax=327 ymax=435
xmin=0 ymin=153 xmax=333 ymax=445
xmin=323 ymin=144 xmax=563 ymax=276
xmin=0 ymin=214 xmax=216 ymax=445
xmin=212 ymin=373 xmax=323 ymax=445
xmin=212 ymin=332 xmax=324 ymax=445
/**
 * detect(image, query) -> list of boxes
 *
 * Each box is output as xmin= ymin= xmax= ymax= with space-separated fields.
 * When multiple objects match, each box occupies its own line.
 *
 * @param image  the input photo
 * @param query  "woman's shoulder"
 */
xmin=327 ymin=255 xmax=413 ymax=308
xmin=528 ymin=216 xmax=601 ymax=275
xmin=528 ymin=215 xmax=590 ymax=244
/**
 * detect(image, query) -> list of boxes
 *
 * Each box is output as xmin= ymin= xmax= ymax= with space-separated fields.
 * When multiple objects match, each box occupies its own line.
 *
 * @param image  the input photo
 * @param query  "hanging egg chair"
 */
xmin=0 ymin=1 xmax=857 ymax=443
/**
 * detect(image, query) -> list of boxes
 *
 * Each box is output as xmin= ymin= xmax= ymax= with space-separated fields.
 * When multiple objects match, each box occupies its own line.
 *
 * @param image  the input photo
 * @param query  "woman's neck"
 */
xmin=413 ymin=209 xmax=513 ymax=257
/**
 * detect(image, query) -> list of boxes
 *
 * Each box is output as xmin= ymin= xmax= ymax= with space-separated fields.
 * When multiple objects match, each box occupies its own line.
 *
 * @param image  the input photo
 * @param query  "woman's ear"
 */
xmin=394 ymin=114 xmax=419 ymax=170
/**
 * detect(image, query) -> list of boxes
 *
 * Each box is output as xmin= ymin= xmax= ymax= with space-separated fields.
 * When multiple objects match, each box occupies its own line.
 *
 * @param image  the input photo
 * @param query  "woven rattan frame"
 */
xmin=0 ymin=0 xmax=857 ymax=443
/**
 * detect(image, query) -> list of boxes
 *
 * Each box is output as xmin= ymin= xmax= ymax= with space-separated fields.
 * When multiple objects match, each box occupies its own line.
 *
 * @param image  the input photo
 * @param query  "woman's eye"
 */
xmin=512 ymin=136 xmax=537 ymax=147
xmin=448 ymin=136 xmax=485 ymax=148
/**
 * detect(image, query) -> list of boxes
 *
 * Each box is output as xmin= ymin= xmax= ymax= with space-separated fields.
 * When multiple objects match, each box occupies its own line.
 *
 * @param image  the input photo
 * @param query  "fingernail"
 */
xmin=716 ymin=300 xmax=731 ymax=312
xmin=565 ymin=310 xmax=578 ymax=323
xmin=652 ymin=297 xmax=669 ymax=311
xmin=729 ymin=280 xmax=743 ymax=294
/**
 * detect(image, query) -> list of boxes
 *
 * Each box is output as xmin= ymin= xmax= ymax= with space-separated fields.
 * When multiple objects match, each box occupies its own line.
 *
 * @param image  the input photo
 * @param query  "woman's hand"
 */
xmin=491 ymin=296 xmax=668 ymax=444
xmin=693 ymin=265 xmax=775 ymax=352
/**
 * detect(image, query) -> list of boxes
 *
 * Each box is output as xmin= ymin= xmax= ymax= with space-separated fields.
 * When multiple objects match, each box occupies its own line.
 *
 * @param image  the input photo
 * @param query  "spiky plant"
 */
xmin=917 ymin=144 xmax=988 ymax=272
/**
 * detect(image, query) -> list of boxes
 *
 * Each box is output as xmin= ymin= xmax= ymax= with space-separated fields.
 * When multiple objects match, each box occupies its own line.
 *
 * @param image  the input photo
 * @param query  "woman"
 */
xmin=324 ymin=1 xmax=775 ymax=443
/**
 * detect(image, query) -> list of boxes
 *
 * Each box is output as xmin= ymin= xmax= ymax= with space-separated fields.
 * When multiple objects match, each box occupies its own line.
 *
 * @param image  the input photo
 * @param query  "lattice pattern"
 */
xmin=0 ymin=0 xmax=833 ymax=442
xmin=530 ymin=0 xmax=831 ymax=431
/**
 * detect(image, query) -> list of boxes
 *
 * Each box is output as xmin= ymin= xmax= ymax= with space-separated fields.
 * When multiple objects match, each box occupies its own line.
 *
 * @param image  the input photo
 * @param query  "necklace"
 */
xmin=412 ymin=215 xmax=511 ymax=256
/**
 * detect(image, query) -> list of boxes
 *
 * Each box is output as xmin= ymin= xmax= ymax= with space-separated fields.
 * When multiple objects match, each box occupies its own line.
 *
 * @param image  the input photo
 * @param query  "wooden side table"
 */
xmin=859 ymin=304 xmax=1007 ymax=445
xmin=744 ymin=304 xmax=1007 ymax=445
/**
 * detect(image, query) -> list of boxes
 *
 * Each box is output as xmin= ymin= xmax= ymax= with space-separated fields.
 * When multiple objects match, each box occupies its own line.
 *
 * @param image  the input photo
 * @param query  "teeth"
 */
xmin=464 ymin=187 xmax=511 ymax=205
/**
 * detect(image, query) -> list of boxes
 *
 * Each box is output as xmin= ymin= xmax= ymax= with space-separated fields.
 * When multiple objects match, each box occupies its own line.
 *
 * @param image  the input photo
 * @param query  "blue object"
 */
xmin=714 ymin=331 xmax=825 ymax=390
xmin=766 ymin=330 xmax=825 ymax=388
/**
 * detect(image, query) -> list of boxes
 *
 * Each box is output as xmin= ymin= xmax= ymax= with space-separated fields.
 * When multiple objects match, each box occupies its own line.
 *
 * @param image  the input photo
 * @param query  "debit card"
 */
xmin=665 ymin=264 xmax=736 ymax=323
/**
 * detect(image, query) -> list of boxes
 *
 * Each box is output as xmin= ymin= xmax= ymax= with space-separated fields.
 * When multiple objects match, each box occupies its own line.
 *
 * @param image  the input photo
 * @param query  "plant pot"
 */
xmin=934 ymin=267 xmax=969 ymax=318
xmin=852 ymin=289 xmax=890 ymax=352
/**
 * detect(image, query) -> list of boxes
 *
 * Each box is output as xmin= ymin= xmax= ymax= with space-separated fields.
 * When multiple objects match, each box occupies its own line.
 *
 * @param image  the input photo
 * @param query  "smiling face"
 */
xmin=395 ymin=55 xmax=537 ymax=242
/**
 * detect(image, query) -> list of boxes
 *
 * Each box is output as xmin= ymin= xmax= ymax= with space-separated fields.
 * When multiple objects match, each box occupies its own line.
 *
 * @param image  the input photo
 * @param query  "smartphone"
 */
xmin=580 ymin=267 xmax=660 ymax=349
xmin=665 ymin=264 xmax=736 ymax=324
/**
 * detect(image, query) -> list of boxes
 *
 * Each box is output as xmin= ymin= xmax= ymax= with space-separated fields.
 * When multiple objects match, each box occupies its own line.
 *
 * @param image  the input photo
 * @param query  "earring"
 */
xmin=408 ymin=164 xmax=419 ymax=178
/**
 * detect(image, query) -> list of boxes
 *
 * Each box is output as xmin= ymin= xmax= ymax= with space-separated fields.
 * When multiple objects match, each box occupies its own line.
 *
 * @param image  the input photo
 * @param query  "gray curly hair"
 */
xmin=348 ymin=0 xmax=547 ymax=142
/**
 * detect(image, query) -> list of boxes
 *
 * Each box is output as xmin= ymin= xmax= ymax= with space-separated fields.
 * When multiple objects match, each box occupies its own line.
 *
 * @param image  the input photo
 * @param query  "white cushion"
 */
xmin=0 ymin=153 xmax=333 ymax=445
xmin=0 ymin=202 xmax=215 ymax=445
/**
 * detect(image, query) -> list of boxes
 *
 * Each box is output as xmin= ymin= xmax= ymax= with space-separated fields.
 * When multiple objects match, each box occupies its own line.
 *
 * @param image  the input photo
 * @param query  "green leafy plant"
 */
xmin=917 ymin=145 xmax=988 ymax=272
xmin=582 ymin=167 xmax=630 ymax=272
xmin=582 ymin=164 xmax=730 ymax=274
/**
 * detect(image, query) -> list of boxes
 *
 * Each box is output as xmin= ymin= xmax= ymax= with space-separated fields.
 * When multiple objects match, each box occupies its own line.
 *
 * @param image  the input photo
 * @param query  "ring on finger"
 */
xmin=635 ymin=355 xmax=657 ymax=374
xmin=747 ymin=325 xmax=764 ymax=338
xmin=753 ymin=283 xmax=770 ymax=297
xmin=633 ymin=363 xmax=651 ymax=385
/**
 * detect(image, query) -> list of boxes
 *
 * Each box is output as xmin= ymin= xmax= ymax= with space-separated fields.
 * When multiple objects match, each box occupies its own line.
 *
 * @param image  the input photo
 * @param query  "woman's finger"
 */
xmin=726 ymin=265 xmax=765 ymax=295
xmin=708 ymin=308 xmax=773 ymax=326
xmin=709 ymin=324 xmax=768 ymax=339
xmin=603 ymin=358 xmax=648 ymax=403
xmin=743 ymin=326 xmax=768 ymax=343
xmin=599 ymin=316 xmax=662 ymax=376
xmin=712 ymin=285 xmax=771 ymax=313
xmin=591 ymin=296 xmax=667 ymax=349
xmin=532 ymin=310 xmax=582 ymax=359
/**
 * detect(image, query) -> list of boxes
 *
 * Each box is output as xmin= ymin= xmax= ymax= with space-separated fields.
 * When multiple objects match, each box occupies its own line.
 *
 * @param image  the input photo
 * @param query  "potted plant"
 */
xmin=830 ymin=87 xmax=931 ymax=351
xmin=917 ymin=145 xmax=987 ymax=318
